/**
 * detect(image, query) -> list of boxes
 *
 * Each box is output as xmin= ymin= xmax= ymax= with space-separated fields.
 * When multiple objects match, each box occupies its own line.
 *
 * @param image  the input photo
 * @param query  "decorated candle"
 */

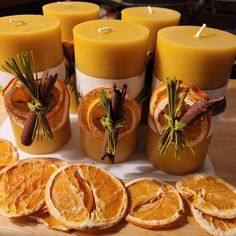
xmin=43 ymin=1 xmax=100 ymax=42
xmin=0 ymin=15 xmax=65 ymax=88
xmin=153 ymin=25 xmax=236 ymax=97
xmin=73 ymin=19 xmax=149 ymax=98
xmin=122 ymin=6 xmax=180 ymax=53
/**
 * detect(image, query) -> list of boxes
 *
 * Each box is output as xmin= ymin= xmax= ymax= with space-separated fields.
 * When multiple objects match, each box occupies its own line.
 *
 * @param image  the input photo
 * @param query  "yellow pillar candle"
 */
xmin=43 ymin=1 xmax=100 ymax=42
xmin=73 ymin=19 xmax=149 ymax=98
xmin=0 ymin=15 xmax=65 ymax=87
xmin=153 ymin=25 xmax=236 ymax=95
xmin=122 ymin=6 xmax=180 ymax=52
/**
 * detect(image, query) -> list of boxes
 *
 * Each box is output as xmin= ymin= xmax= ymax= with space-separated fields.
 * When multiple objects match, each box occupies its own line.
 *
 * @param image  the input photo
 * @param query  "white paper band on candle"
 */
xmin=76 ymin=68 xmax=145 ymax=98
xmin=152 ymin=75 xmax=227 ymax=99
xmin=0 ymin=60 xmax=66 ymax=88
xmin=150 ymin=76 xmax=228 ymax=138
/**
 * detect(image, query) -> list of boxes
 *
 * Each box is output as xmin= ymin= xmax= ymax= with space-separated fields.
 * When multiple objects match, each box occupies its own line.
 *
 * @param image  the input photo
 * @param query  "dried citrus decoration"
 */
xmin=149 ymin=79 xmax=211 ymax=157
xmin=45 ymin=164 xmax=128 ymax=229
xmin=176 ymin=174 xmax=236 ymax=219
xmin=0 ymin=158 xmax=66 ymax=217
xmin=125 ymin=178 xmax=184 ymax=228
xmin=191 ymin=205 xmax=236 ymax=236
xmin=79 ymin=87 xmax=140 ymax=141
xmin=0 ymin=139 xmax=18 ymax=169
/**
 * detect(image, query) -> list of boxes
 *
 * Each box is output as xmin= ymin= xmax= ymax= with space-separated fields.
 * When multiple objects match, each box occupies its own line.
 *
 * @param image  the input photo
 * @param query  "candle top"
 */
xmin=158 ymin=26 xmax=236 ymax=50
xmin=122 ymin=7 xmax=180 ymax=21
xmin=73 ymin=20 xmax=149 ymax=43
xmin=0 ymin=15 xmax=60 ymax=35
xmin=43 ymin=1 xmax=99 ymax=15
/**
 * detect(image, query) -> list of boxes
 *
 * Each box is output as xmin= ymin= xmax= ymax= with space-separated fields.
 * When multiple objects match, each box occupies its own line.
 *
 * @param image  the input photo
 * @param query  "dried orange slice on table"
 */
xmin=0 ymin=158 xmax=67 ymax=219
xmin=176 ymin=174 xmax=236 ymax=236
xmin=176 ymin=174 xmax=236 ymax=219
xmin=45 ymin=163 xmax=128 ymax=230
xmin=0 ymin=139 xmax=18 ymax=170
xmin=191 ymin=205 xmax=236 ymax=236
xmin=125 ymin=178 xmax=184 ymax=228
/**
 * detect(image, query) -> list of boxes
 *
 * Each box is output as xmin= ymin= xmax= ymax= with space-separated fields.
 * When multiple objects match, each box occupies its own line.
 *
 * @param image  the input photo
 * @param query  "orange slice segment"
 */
xmin=149 ymin=80 xmax=210 ymax=146
xmin=0 ymin=139 xmax=18 ymax=169
xmin=0 ymin=158 xmax=65 ymax=217
xmin=45 ymin=164 xmax=127 ymax=229
xmin=78 ymin=87 xmax=141 ymax=140
xmin=191 ymin=205 xmax=236 ymax=236
xmin=176 ymin=174 xmax=236 ymax=219
xmin=125 ymin=178 xmax=184 ymax=228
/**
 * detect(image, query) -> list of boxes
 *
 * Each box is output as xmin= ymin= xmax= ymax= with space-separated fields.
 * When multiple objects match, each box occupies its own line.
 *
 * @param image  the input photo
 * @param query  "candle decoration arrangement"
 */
xmin=78 ymin=84 xmax=141 ymax=163
xmin=2 ymin=52 xmax=71 ymax=154
xmin=0 ymin=1 xmax=236 ymax=235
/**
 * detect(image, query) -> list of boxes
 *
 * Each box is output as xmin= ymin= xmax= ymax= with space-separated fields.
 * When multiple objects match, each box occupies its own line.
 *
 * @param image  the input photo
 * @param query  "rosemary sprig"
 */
xmin=100 ymin=89 xmax=126 ymax=161
xmin=2 ymin=52 xmax=53 ymax=143
xmin=158 ymin=77 xmax=195 ymax=159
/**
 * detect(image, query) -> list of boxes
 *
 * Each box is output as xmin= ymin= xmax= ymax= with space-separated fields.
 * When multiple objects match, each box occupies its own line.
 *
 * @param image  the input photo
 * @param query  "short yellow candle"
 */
xmin=43 ymin=1 xmax=100 ymax=42
xmin=154 ymin=25 xmax=236 ymax=93
xmin=73 ymin=20 xmax=149 ymax=98
xmin=0 ymin=15 xmax=65 ymax=87
xmin=122 ymin=6 xmax=180 ymax=52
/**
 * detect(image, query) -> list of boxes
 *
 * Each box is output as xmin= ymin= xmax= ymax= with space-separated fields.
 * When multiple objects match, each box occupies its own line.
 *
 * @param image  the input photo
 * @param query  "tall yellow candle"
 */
xmin=153 ymin=25 xmax=236 ymax=95
xmin=73 ymin=19 xmax=149 ymax=98
xmin=0 ymin=15 xmax=65 ymax=87
xmin=43 ymin=1 xmax=100 ymax=42
xmin=122 ymin=6 xmax=180 ymax=52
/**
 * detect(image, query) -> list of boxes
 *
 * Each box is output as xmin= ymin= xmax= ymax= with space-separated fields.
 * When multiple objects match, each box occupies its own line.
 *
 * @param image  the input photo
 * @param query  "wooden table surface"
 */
xmin=0 ymin=80 xmax=235 ymax=236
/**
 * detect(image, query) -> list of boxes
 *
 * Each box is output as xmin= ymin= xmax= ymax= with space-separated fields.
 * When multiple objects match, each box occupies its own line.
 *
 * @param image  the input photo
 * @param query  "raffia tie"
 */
xmin=27 ymin=100 xmax=46 ymax=115
xmin=164 ymin=114 xmax=187 ymax=132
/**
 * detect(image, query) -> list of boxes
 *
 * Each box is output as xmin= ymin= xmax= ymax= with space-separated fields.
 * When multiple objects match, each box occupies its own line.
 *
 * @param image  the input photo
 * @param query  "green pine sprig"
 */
xmin=158 ymin=77 xmax=195 ymax=159
xmin=99 ymin=89 xmax=126 ymax=161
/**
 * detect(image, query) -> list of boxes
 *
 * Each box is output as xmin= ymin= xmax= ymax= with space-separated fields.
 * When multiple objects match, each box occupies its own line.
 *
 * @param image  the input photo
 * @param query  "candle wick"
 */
xmin=148 ymin=6 xmax=153 ymax=14
xmin=57 ymin=1 xmax=71 ymax=7
xmin=194 ymin=23 xmax=207 ymax=38
xmin=98 ymin=26 xmax=113 ymax=33
xmin=9 ymin=19 xmax=26 ymax=25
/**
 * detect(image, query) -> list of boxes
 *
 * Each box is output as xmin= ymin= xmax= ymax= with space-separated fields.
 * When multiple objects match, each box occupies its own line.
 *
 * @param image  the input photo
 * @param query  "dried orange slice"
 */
xmin=176 ymin=174 xmax=236 ymax=219
xmin=191 ymin=205 xmax=236 ymax=236
xmin=45 ymin=164 xmax=128 ymax=229
xmin=0 ymin=139 xmax=18 ymax=169
xmin=0 ymin=158 xmax=66 ymax=217
xmin=78 ymin=87 xmax=141 ymax=140
xmin=125 ymin=178 xmax=184 ymax=228
xmin=149 ymin=80 xmax=210 ymax=146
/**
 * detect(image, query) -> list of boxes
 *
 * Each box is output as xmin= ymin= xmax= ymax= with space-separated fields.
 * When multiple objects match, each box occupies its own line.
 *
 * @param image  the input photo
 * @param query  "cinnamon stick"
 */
xmin=180 ymin=96 xmax=226 ymax=126
xmin=101 ymin=84 xmax=127 ymax=162
xmin=21 ymin=111 xmax=37 ymax=146
xmin=21 ymin=73 xmax=57 ymax=146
